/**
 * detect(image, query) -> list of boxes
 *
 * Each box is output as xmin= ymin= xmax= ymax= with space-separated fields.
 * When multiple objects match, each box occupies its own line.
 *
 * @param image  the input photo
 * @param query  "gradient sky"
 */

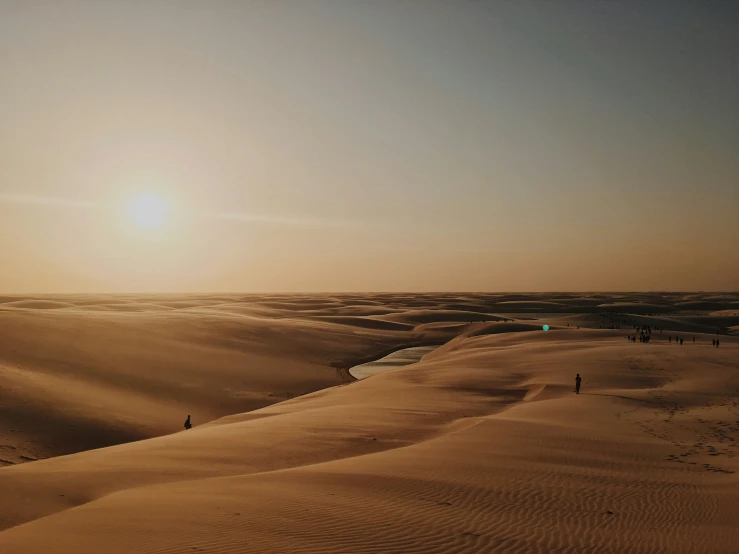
xmin=1 ymin=1 xmax=737 ymax=293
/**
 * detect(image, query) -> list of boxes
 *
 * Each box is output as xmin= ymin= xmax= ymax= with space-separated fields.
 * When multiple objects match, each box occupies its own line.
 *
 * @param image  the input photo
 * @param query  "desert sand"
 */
xmin=1 ymin=292 xmax=739 ymax=553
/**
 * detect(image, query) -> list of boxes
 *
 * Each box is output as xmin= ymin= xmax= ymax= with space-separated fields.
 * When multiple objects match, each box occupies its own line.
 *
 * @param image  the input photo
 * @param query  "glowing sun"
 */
xmin=125 ymin=192 xmax=169 ymax=229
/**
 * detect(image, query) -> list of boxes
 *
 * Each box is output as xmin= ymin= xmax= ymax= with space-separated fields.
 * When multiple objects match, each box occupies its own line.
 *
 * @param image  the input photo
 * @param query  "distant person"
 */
xmin=712 ymin=339 xmax=716 ymax=347
xmin=680 ymin=337 xmax=683 ymax=345
xmin=575 ymin=373 xmax=582 ymax=394
xmin=716 ymin=339 xmax=720 ymax=348
xmin=184 ymin=415 xmax=192 ymax=430
xmin=693 ymin=337 xmax=695 ymax=343
xmin=669 ymin=336 xmax=672 ymax=343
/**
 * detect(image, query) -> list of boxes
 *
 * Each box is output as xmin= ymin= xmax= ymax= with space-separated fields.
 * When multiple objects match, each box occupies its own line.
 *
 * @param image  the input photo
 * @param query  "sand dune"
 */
xmin=596 ymin=302 xmax=675 ymax=313
xmin=378 ymin=309 xmax=502 ymax=325
xmin=0 ymin=300 xmax=74 ymax=310
xmin=1 ymin=292 xmax=738 ymax=552
xmin=465 ymin=321 xmax=546 ymax=337
xmin=304 ymin=315 xmax=414 ymax=332
xmin=0 ymin=300 xmax=454 ymax=464
xmin=490 ymin=300 xmax=572 ymax=311
xmin=685 ymin=315 xmax=739 ymax=329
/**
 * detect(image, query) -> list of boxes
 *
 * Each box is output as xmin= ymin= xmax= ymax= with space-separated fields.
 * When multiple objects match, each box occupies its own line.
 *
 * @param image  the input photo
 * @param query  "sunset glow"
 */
xmin=125 ymin=193 xmax=169 ymax=230
xmin=0 ymin=2 xmax=735 ymax=293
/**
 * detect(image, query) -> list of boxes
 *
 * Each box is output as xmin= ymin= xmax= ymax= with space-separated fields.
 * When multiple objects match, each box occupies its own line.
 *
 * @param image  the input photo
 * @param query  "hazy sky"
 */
xmin=1 ymin=1 xmax=737 ymax=292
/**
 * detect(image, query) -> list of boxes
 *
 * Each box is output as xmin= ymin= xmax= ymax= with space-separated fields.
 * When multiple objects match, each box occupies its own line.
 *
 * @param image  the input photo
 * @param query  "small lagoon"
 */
xmin=349 ymin=345 xmax=440 ymax=380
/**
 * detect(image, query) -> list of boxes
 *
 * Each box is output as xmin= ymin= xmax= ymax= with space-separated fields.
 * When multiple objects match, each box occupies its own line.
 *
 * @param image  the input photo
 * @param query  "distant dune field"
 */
xmin=1 ymin=292 xmax=738 ymax=553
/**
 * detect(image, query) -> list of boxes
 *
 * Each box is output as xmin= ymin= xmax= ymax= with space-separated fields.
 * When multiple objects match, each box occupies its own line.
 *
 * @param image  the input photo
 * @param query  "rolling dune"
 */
xmin=1 ymin=293 xmax=738 ymax=552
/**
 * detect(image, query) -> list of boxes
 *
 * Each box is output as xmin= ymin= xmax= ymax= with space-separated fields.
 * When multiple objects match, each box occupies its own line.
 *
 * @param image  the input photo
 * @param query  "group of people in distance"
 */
xmin=626 ymin=330 xmax=723 ymax=347
xmin=579 ymin=327 xmax=727 ymax=397
xmin=627 ymin=324 xmax=654 ymax=343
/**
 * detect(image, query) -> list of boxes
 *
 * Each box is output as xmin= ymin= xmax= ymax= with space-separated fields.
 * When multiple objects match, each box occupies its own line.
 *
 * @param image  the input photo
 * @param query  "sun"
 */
xmin=125 ymin=192 xmax=169 ymax=229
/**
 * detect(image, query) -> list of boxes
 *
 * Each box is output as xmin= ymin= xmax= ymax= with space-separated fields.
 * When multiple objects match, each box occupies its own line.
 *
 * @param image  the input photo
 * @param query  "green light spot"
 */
xmin=543 ymin=325 xmax=550 ymax=331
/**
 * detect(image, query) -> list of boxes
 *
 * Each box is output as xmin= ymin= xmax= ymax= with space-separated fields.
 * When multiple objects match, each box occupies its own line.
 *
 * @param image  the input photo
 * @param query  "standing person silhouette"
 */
xmin=184 ymin=415 xmax=192 ymax=430
xmin=575 ymin=374 xmax=582 ymax=394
